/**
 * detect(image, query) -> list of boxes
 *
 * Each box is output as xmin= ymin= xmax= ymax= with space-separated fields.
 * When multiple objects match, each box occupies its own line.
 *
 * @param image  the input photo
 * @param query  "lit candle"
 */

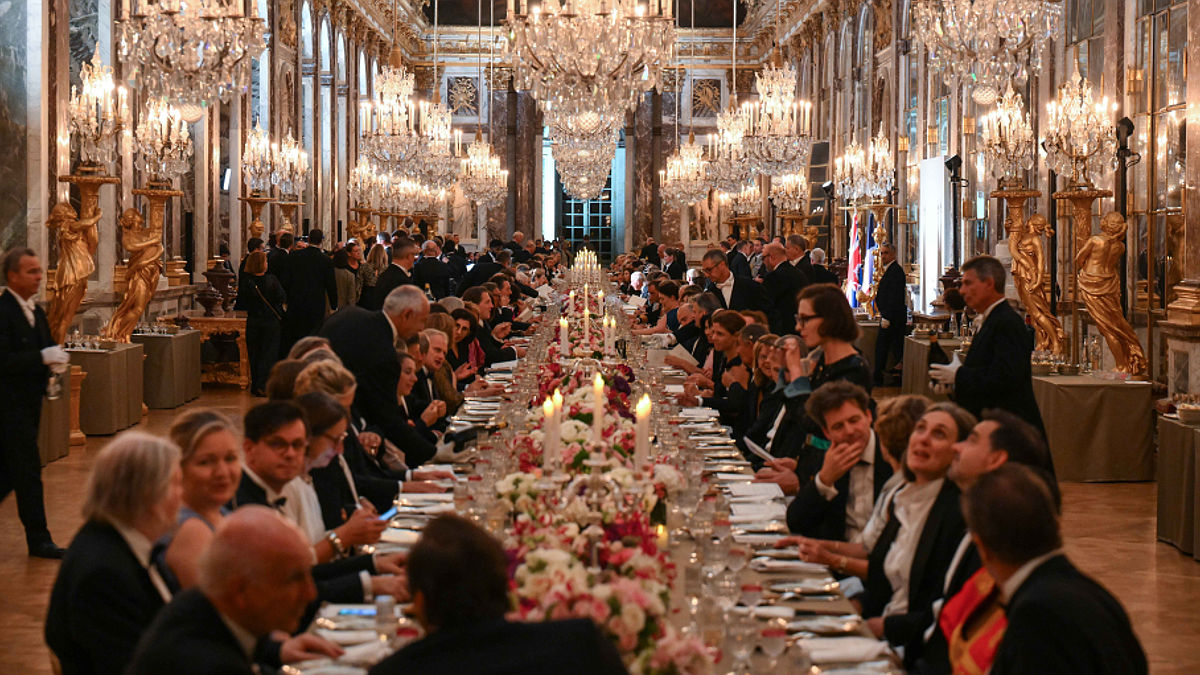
xmin=542 ymin=397 xmax=558 ymax=472
xmin=559 ymin=317 xmax=569 ymax=356
xmin=583 ymin=308 xmax=591 ymax=348
xmin=635 ymin=394 xmax=651 ymax=467
xmin=568 ymin=290 xmax=575 ymax=316
xmin=597 ymin=290 xmax=604 ymax=308
xmin=592 ymin=372 xmax=605 ymax=444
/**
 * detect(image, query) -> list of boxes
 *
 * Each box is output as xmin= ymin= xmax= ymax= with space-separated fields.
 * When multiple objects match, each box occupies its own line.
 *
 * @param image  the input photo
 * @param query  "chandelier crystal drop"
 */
xmin=1043 ymin=59 xmax=1117 ymax=188
xmin=911 ymin=0 xmax=1062 ymax=104
xmin=242 ymin=120 xmax=273 ymax=194
xmin=507 ymin=0 xmax=676 ymax=120
xmin=743 ymin=58 xmax=813 ymax=177
xmin=133 ymin=98 xmax=194 ymax=185
xmin=68 ymin=45 xmax=128 ymax=169
xmin=661 ymin=134 xmax=709 ymax=207
xmin=980 ymin=83 xmax=1036 ymax=187
xmin=270 ymin=130 xmax=309 ymax=199
xmin=116 ymin=0 xmax=266 ymax=110
xmin=460 ymin=132 xmax=509 ymax=209
xmin=770 ymin=171 xmax=809 ymax=214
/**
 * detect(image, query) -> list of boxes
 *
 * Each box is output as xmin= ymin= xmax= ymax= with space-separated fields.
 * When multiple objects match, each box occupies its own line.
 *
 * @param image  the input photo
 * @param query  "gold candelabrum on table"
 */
xmin=271 ymin=131 xmax=309 ymax=235
xmin=241 ymin=120 xmax=274 ymax=240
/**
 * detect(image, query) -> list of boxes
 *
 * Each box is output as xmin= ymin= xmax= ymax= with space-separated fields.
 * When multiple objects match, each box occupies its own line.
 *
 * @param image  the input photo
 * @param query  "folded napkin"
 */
xmin=490 ymin=360 xmax=519 ymax=371
xmin=715 ymin=472 xmax=753 ymax=482
xmin=733 ymin=532 xmax=789 ymax=546
xmin=397 ymin=493 xmax=454 ymax=503
xmin=786 ymin=615 xmax=862 ymax=636
xmin=728 ymin=605 xmax=795 ymax=620
xmin=798 ymin=637 xmax=891 ymax=664
xmin=730 ymin=503 xmax=786 ymax=522
xmin=665 ymin=384 xmax=685 ymax=394
xmin=679 ymin=407 xmax=718 ymax=418
xmin=314 ymin=629 xmax=378 ymax=646
xmin=397 ymin=503 xmax=455 ymax=515
xmin=379 ymin=528 xmax=421 ymax=546
xmin=728 ymin=482 xmax=785 ymax=499
xmin=750 ymin=557 xmax=829 ymax=574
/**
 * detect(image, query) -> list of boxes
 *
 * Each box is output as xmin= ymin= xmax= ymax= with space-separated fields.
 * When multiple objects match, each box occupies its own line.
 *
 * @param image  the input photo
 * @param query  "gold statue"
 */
xmin=1075 ymin=212 xmax=1147 ymax=374
xmin=46 ymin=201 xmax=101 ymax=343
xmin=1011 ymin=213 xmax=1065 ymax=354
xmin=102 ymin=208 xmax=163 ymax=342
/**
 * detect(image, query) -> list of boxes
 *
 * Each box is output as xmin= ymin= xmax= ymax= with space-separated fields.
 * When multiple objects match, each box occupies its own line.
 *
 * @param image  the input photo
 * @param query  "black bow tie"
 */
xmin=270 ymin=497 xmax=287 ymax=510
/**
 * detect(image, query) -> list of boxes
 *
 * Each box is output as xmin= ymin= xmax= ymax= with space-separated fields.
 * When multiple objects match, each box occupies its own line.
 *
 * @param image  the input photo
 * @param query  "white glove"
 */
xmin=880 ymin=318 xmax=891 ymax=329
xmin=41 ymin=346 xmax=69 ymax=366
xmin=928 ymin=355 xmax=962 ymax=385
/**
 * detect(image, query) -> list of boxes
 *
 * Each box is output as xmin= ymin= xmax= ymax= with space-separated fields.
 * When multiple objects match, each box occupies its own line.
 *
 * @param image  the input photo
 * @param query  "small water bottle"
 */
xmin=374 ymin=594 xmax=396 ymax=645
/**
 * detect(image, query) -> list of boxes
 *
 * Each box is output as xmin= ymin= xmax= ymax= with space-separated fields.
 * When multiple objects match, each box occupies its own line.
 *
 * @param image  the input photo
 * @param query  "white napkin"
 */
xmin=750 ymin=557 xmax=830 ymax=574
xmin=314 ymin=629 xmax=378 ymax=646
xmin=728 ymin=605 xmax=795 ymax=620
xmin=715 ymin=472 xmax=753 ymax=482
xmin=490 ymin=360 xmax=519 ymax=370
xmin=733 ymin=532 xmax=789 ymax=546
xmin=397 ymin=503 xmax=455 ymax=515
xmin=665 ymin=384 xmax=685 ymax=394
xmin=397 ymin=493 xmax=454 ymax=503
xmin=730 ymin=503 xmax=786 ymax=522
xmin=727 ymin=482 xmax=785 ymax=499
xmin=798 ymin=637 xmax=891 ymax=664
xmin=679 ymin=407 xmax=717 ymax=418
xmin=379 ymin=528 xmax=421 ymax=545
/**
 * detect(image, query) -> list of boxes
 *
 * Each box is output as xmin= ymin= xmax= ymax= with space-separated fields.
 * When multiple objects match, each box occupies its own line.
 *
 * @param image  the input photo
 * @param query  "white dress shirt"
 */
xmin=113 ymin=522 xmax=173 ymax=602
xmin=813 ymin=431 xmax=880 ymax=541
xmin=6 ymin=287 xmax=36 ymax=327
xmin=974 ymin=297 xmax=1007 ymax=331
xmin=242 ymin=466 xmax=288 ymax=507
xmin=1000 ymin=548 xmax=1065 ymax=603
xmin=216 ymin=610 xmax=259 ymax=660
xmin=855 ymin=472 xmax=906 ymax=548
xmin=881 ymin=478 xmax=945 ymax=617
xmin=716 ymin=277 xmax=734 ymax=307
xmin=282 ymin=476 xmax=327 ymax=546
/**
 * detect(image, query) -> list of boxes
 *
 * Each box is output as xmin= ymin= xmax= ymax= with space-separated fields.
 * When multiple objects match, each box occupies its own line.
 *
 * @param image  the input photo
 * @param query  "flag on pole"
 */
xmin=862 ymin=212 xmax=877 ymax=299
xmin=846 ymin=211 xmax=862 ymax=307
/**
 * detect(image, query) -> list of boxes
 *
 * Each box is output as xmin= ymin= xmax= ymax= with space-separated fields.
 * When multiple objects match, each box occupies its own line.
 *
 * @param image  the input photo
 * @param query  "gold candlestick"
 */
xmin=275 ymin=200 xmax=304 ymax=234
xmin=239 ymin=192 xmax=273 ymax=240
xmin=48 ymin=172 xmax=120 ymax=343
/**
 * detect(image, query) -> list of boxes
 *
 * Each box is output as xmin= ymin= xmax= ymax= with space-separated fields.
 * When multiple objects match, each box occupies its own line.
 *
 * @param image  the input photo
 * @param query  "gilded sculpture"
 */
xmin=1010 ymin=213 xmax=1065 ymax=354
xmin=102 ymin=208 xmax=164 ymax=342
xmin=1075 ymin=212 xmax=1147 ymax=375
xmin=46 ymin=201 xmax=101 ymax=343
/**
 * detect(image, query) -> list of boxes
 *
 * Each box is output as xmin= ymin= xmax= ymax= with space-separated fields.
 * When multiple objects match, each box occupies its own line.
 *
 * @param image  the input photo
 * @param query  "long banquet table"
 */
xmin=289 ymin=280 xmax=900 ymax=674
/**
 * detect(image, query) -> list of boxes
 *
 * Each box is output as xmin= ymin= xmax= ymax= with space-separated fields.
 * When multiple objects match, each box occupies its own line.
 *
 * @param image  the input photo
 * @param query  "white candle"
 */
xmin=592 ymin=373 xmax=605 ymax=444
xmin=635 ymin=394 xmax=651 ymax=467
xmin=568 ymin=290 xmax=575 ymax=317
xmin=543 ymin=397 xmax=558 ymax=471
xmin=583 ymin=308 xmax=591 ymax=348
xmin=559 ymin=317 xmax=568 ymax=353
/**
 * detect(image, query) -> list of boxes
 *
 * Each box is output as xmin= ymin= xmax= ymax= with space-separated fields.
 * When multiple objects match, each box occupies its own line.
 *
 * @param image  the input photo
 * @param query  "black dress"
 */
xmin=232 ymin=273 xmax=285 ymax=393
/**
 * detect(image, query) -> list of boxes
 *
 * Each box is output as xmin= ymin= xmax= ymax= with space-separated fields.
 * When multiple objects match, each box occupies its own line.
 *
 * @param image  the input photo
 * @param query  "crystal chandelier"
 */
xmin=659 ymin=2 xmax=708 ymax=208
xmin=68 ymin=45 xmax=128 ymax=170
xmin=116 ymin=0 xmax=266 ymax=112
xmin=980 ymin=83 xmax=1036 ymax=187
xmin=270 ymin=130 xmax=309 ymax=199
xmin=707 ymin=1 xmax=753 ymax=195
xmin=743 ymin=57 xmax=813 ymax=177
xmin=553 ymin=128 xmax=618 ymax=201
xmin=911 ymin=0 xmax=1062 ymax=104
xmin=507 ymin=0 xmax=675 ymax=119
xmin=359 ymin=53 xmax=425 ymax=168
xmin=1043 ymin=59 xmax=1117 ymax=188
xmin=720 ymin=181 xmax=761 ymax=215
xmin=770 ymin=171 xmax=809 ymax=214
xmin=242 ymin=120 xmax=273 ymax=195
xmin=350 ymin=159 xmax=379 ymax=208
xmin=133 ymin=98 xmax=194 ymax=185
xmin=835 ymin=126 xmax=894 ymax=204
xmin=378 ymin=171 xmax=446 ymax=214
xmin=834 ymin=138 xmax=867 ymax=203
xmin=414 ymin=0 xmax=462 ymax=193
xmin=459 ymin=0 xmax=508 ymax=210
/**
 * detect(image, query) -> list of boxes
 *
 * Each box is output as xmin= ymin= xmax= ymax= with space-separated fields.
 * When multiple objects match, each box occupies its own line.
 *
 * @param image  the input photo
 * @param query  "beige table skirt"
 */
xmin=900 ymin=336 xmax=959 ymax=400
xmin=1157 ymin=415 xmax=1198 ymax=557
xmin=37 ymin=392 xmax=70 ymax=466
xmin=70 ymin=343 xmax=144 ymax=436
xmin=1032 ymin=375 xmax=1154 ymax=482
xmin=133 ymin=330 xmax=202 ymax=408
xmin=855 ymin=321 xmax=880 ymax=369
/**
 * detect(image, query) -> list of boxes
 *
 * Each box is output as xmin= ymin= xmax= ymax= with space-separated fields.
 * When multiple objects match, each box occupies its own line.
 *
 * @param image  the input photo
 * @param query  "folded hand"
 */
xmin=279 ymin=633 xmax=344 ymax=663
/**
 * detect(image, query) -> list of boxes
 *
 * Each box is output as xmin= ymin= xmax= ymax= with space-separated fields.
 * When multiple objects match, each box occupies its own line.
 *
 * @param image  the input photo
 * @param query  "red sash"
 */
xmin=940 ymin=568 xmax=1007 ymax=675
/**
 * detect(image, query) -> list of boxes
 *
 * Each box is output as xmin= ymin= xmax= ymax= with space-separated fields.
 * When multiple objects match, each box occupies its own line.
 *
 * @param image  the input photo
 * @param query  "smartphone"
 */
xmin=804 ymin=434 xmax=832 ymax=451
xmin=378 ymin=506 xmax=398 ymax=521
xmin=337 ymin=607 xmax=376 ymax=616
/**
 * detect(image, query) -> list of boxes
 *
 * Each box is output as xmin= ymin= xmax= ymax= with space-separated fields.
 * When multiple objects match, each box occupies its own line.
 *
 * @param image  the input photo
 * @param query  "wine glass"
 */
xmin=760 ymin=620 xmax=789 ymax=669
xmin=739 ymin=583 xmax=763 ymax=612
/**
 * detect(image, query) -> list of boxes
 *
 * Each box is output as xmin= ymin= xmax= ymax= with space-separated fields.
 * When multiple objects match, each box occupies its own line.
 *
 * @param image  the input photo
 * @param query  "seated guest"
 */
xmin=783 ymin=382 xmax=893 ymax=537
xmin=266 ymin=358 xmax=308 ymax=400
xmin=633 ymin=280 xmax=681 ymax=336
xmin=919 ymin=411 xmax=1059 ymax=675
xmin=964 ymin=466 xmax=1147 ymax=675
xmin=406 ymin=332 xmax=449 ymax=432
xmin=288 ymin=336 xmax=337 ymax=361
xmin=665 ymin=292 xmax=720 ymax=374
xmin=230 ymin=400 xmax=407 ymax=602
xmin=46 ymin=432 xmax=182 ymax=675
xmin=126 ymin=507 xmax=342 ymax=674
xmin=449 ymin=307 xmax=484 ymax=378
xmin=397 ymin=352 xmax=443 ymax=444
xmin=679 ymin=310 xmax=747 ymax=428
xmin=423 ymin=317 xmax=465 ymax=414
xmin=368 ymin=515 xmax=626 ymax=675
xmin=462 ymin=286 xmax=525 ymax=365
xmin=321 ymin=285 xmax=436 ymax=467
xmin=701 ymin=249 xmax=768 ymax=313
xmin=162 ymin=409 xmax=242 ymax=591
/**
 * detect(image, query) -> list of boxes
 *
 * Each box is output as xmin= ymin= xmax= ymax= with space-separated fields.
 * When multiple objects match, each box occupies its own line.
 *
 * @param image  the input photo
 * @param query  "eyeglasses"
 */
xmin=263 ymin=437 xmax=308 ymax=454
xmin=795 ymin=313 xmax=820 ymax=325
xmin=701 ymin=263 xmax=722 ymax=275
xmin=322 ymin=430 xmax=348 ymax=446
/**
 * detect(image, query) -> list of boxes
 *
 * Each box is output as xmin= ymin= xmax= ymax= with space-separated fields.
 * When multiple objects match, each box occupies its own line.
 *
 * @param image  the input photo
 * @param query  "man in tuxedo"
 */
xmin=639 ymin=236 xmax=660 ymax=266
xmin=505 ymin=231 xmax=526 ymax=256
xmin=929 ymin=256 xmax=1044 ymax=433
xmin=366 ymin=238 xmax=418 ymax=310
xmin=810 ymin=247 xmax=840 ymax=285
xmin=455 ymin=244 xmax=506 ymax=295
xmin=267 ymin=232 xmax=294 ymax=281
xmin=126 ymin=507 xmax=341 ymax=675
xmin=758 ymin=242 xmax=808 ymax=336
xmin=320 ymin=285 xmax=438 ymax=467
xmin=786 ymin=233 xmax=816 ymax=281
xmin=280 ymin=229 xmax=338 ymax=355
xmin=413 ymin=240 xmax=452 ymax=299
xmin=729 ymin=240 xmax=754 ymax=278
xmin=0 ymin=248 xmax=67 ymax=558
xmin=965 ymin=465 xmax=1147 ymax=675
xmin=873 ymin=244 xmax=908 ymax=385
xmin=663 ymin=247 xmax=688 ymax=280
xmin=784 ymin=381 xmax=892 ymax=541
xmin=701 ymin=249 xmax=768 ymax=314
xmin=369 ymin=515 xmax=626 ymax=675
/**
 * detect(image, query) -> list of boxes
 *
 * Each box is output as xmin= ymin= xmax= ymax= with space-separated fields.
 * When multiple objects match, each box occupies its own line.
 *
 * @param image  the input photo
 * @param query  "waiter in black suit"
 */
xmin=663 ymin=247 xmax=687 ymax=280
xmin=412 ymin=240 xmax=452 ymax=299
xmin=729 ymin=240 xmax=754 ymax=278
xmin=0 ymin=247 xmax=67 ymax=558
xmin=639 ymin=236 xmax=660 ymax=266
xmin=929 ymin=255 xmax=1045 ymax=433
xmin=758 ymin=242 xmax=808 ymax=335
xmin=700 ymin=249 xmax=768 ymax=314
xmin=267 ymin=231 xmax=294 ymax=281
xmin=280 ymin=229 xmax=337 ymax=355
xmin=872 ymin=244 xmax=908 ymax=385
xmin=965 ymin=465 xmax=1147 ymax=675
xmin=126 ymin=507 xmax=340 ymax=675
xmin=365 ymin=238 xmax=417 ymax=310
xmin=786 ymin=233 xmax=816 ymax=281
xmin=455 ymin=244 xmax=506 ymax=295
